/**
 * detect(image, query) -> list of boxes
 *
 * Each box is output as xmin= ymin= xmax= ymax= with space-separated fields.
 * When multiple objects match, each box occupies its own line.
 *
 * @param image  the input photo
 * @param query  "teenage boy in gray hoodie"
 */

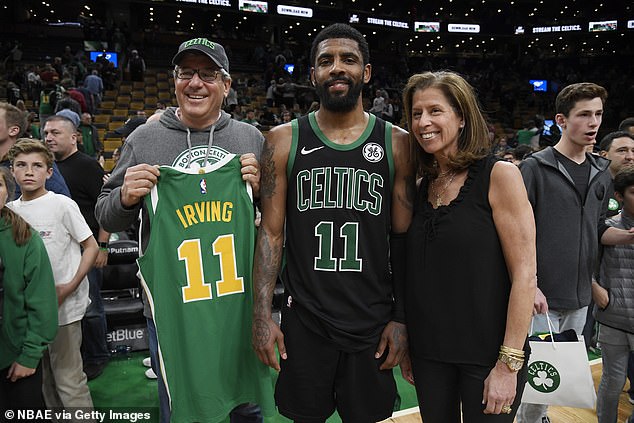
xmin=517 ymin=83 xmax=634 ymax=423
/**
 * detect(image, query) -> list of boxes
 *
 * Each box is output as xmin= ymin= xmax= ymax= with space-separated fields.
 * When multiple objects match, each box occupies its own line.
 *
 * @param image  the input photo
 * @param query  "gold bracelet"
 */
xmin=500 ymin=345 xmax=525 ymax=358
xmin=499 ymin=352 xmax=525 ymax=360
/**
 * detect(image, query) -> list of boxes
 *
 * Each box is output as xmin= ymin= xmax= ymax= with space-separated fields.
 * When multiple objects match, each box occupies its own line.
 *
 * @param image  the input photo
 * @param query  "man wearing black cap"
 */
xmin=114 ymin=116 xmax=147 ymax=142
xmin=96 ymin=38 xmax=271 ymax=423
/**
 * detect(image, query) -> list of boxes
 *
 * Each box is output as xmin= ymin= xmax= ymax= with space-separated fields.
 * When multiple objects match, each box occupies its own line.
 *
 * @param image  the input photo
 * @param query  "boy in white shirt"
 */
xmin=7 ymin=138 xmax=98 ymax=416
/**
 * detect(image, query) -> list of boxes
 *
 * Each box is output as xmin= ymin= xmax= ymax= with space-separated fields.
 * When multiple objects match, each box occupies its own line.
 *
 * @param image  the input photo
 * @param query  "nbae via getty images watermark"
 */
xmin=3 ymin=407 xmax=157 ymax=422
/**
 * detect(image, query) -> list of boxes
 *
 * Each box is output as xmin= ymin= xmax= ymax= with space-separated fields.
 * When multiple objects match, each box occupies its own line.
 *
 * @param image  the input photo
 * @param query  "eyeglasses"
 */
xmin=175 ymin=68 xmax=222 ymax=82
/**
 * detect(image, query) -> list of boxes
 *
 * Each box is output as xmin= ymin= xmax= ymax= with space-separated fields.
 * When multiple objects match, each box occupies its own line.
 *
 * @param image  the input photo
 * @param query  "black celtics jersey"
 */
xmin=137 ymin=154 xmax=274 ymax=422
xmin=283 ymin=112 xmax=395 ymax=352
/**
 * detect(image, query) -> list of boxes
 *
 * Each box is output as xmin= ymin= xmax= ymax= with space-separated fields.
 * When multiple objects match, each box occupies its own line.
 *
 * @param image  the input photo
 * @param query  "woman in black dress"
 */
xmin=401 ymin=71 xmax=536 ymax=422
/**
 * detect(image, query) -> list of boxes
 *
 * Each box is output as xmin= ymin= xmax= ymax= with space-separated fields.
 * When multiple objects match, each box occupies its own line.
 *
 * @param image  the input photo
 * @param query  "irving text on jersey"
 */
xmin=175 ymin=200 xmax=234 ymax=229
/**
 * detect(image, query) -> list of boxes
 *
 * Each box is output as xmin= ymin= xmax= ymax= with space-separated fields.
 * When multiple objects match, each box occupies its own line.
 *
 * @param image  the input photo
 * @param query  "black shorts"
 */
xmin=275 ymin=299 xmax=396 ymax=423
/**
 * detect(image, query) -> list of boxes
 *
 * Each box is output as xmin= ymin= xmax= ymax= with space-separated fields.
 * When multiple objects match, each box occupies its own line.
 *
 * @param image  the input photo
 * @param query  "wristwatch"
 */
xmin=498 ymin=353 xmax=524 ymax=372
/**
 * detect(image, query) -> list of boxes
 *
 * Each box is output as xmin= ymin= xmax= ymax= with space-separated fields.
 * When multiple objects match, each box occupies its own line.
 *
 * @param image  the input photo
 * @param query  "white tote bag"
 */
xmin=521 ymin=314 xmax=596 ymax=409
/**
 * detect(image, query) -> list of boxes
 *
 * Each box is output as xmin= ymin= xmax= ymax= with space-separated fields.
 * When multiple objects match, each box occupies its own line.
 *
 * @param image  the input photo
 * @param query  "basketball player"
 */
xmin=252 ymin=23 xmax=415 ymax=422
xmin=95 ymin=37 xmax=271 ymax=423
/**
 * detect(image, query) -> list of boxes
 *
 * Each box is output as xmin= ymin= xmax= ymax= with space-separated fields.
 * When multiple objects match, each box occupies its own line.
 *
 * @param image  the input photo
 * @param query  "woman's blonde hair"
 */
xmin=402 ymin=71 xmax=491 ymax=177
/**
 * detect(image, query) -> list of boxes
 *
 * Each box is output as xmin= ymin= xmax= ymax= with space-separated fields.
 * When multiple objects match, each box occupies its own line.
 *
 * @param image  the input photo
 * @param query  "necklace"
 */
xmin=431 ymin=171 xmax=456 ymax=207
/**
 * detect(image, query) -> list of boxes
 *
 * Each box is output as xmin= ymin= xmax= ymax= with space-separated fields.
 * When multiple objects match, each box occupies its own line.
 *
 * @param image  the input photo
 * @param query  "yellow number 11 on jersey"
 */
xmin=177 ymin=234 xmax=245 ymax=302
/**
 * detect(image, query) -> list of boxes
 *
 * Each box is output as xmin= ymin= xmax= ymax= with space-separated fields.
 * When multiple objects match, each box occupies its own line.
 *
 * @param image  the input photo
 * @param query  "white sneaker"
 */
xmin=142 ymin=357 xmax=151 ymax=367
xmin=145 ymin=368 xmax=158 ymax=379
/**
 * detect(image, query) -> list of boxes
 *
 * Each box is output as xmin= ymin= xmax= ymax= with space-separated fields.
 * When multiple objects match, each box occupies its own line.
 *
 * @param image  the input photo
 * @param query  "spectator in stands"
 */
xmin=241 ymin=109 xmax=260 ymax=127
xmin=280 ymin=110 xmax=292 ymax=124
xmin=38 ymin=81 xmax=60 ymax=123
xmin=620 ymin=117 xmax=634 ymax=135
xmin=265 ymin=80 xmax=277 ymax=107
xmin=290 ymin=103 xmax=302 ymax=119
xmin=8 ymin=139 xmax=98 ymax=415
xmin=502 ymin=149 xmax=515 ymax=163
xmin=96 ymin=36 xmax=271 ymax=423
xmin=4 ymin=41 xmax=22 ymax=70
xmin=231 ymin=104 xmax=245 ymax=121
xmin=259 ymin=106 xmax=279 ymax=127
xmin=277 ymin=77 xmax=308 ymax=110
xmin=156 ymin=101 xmax=167 ymax=110
xmin=45 ymin=112 xmax=111 ymax=381
xmin=102 ymin=62 xmax=117 ymax=91
xmin=599 ymin=131 xmax=634 ymax=215
xmin=6 ymin=81 xmax=22 ymax=106
xmin=0 ymin=102 xmax=70 ymax=198
xmin=543 ymin=121 xmax=562 ymax=148
xmin=516 ymin=120 xmax=538 ymax=147
xmin=62 ymin=45 xmax=74 ymax=66
xmin=39 ymin=64 xmax=59 ymax=86
xmin=52 ymin=57 xmax=64 ymax=79
xmin=381 ymin=96 xmax=394 ymax=122
xmin=0 ymin=166 xmax=58 ymax=415
xmin=511 ymin=144 xmax=533 ymax=165
xmin=84 ymin=70 xmax=104 ymax=108
xmin=127 ymin=49 xmax=146 ymax=82
xmin=14 ymin=100 xmax=26 ymax=113
xmin=391 ymin=93 xmax=403 ymax=125
xmin=225 ymin=86 xmax=238 ymax=109
xmin=54 ymin=89 xmax=82 ymax=116
xmin=531 ymin=115 xmax=545 ymax=149
xmin=492 ymin=136 xmax=510 ymax=157
xmin=26 ymin=65 xmax=42 ymax=104
xmin=78 ymin=113 xmax=103 ymax=160
xmin=113 ymin=116 xmax=146 ymax=143
xmin=25 ymin=112 xmax=40 ymax=139
xmin=517 ymin=82 xmax=634 ymax=423
xmin=369 ymin=88 xmax=385 ymax=117
xmin=60 ymin=71 xmax=75 ymax=91
xmin=594 ymin=166 xmax=634 ymax=423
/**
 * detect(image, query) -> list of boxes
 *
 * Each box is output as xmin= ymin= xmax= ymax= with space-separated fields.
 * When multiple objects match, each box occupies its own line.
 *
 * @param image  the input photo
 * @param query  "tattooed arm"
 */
xmin=376 ymin=126 xmax=415 ymax=371
xmin=251 ymin=123 xmax=292 ymax=371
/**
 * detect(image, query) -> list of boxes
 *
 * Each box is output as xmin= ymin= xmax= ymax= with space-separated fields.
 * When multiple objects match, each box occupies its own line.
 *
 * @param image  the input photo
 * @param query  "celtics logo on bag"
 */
xmin=527 ymin=360 xmax=561 ymax=393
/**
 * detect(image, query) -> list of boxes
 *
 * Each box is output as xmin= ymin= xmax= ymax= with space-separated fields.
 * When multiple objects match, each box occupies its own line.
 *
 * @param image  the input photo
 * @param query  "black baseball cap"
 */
xmin=172 ymin=38 xmax=230 ymax=72
xmin=114 ymin=117 xmax=147 ymax=137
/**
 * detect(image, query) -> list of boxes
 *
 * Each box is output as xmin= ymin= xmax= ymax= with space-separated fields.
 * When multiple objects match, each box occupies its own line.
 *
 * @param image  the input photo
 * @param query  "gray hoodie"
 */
xmin=96 ymin=107 xmax=263 ymax=236
xmin=520 ymin=147 xmax=611 ymax=310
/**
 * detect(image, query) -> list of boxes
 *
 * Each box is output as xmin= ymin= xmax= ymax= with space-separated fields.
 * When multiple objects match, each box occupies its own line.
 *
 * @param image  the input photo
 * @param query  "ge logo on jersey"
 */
xmin=363 ymin=143 xmax=384 ymax=163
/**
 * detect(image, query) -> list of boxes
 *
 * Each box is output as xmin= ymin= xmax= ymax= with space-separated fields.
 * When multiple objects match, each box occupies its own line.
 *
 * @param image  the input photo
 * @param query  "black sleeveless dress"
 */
xmin=405 ymin=155 xmax=511 ymax=366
